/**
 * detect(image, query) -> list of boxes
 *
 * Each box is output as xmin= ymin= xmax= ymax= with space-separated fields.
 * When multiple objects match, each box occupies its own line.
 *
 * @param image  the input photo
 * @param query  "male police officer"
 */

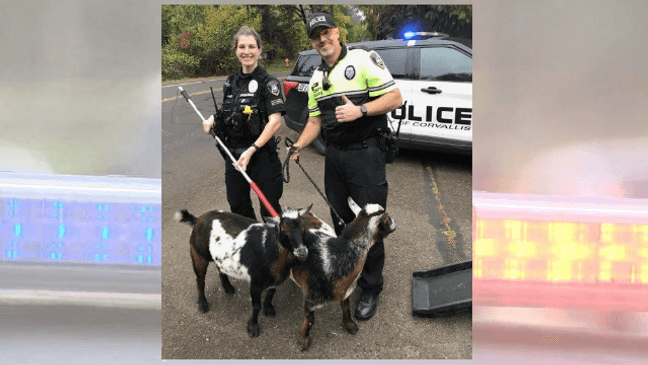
xmin=289 ymin=13 xmax=402 ymax=320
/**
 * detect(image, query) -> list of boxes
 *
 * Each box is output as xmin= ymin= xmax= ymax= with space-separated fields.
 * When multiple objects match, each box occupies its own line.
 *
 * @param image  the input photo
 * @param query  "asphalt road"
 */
xmin=160 ymin=74 xmax=472 ymax=359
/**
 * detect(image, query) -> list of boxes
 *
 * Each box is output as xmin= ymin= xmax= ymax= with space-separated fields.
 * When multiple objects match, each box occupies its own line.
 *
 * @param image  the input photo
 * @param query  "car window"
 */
xmin=292 ymin=54 xmax=321 ymax=77
xmin=420 ymin=47 xmax=472 ymax=82
xmin=373 ymin=48 xmax=407 ymax=79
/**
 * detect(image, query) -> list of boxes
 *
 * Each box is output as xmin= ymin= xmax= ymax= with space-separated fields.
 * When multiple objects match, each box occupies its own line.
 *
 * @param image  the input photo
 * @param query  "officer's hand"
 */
xmin=236 ymin=147 xmax=254 ymax=172
xmin=335 ymin=94 xmax=361 ymax=123
xmin=287 ymin=145 xmax=301 ymax=161
xmin=203 ymin=114 xmax=215 ymax=134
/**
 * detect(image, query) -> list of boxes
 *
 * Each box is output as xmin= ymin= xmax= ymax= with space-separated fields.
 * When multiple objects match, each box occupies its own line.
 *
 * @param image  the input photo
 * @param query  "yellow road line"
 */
xmin=425 ymin=165 xmax=462 ymax=263
xmin=162 ymin=89 xmax=212 ymax=103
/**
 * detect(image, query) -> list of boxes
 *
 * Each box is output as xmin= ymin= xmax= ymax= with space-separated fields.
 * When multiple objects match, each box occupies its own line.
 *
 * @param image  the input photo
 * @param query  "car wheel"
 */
xmin=299 ymin=107 xmax=326 ymax=155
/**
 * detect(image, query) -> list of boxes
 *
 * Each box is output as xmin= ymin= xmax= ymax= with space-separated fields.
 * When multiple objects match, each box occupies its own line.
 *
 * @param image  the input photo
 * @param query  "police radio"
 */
xmin=381 ymin=101 xmax=406 ymax=164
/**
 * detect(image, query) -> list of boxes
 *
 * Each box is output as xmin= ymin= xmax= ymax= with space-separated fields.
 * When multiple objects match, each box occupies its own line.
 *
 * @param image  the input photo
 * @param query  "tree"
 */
xmin=193 ymin=5 xmax=262 ymax=75
xmin=161 ymin=5 xmax=208 ymax=45
xmin=356 ymin=5 xmax=472 ymax=40
xmin=162 ymin=5 xmax=472 ymax=80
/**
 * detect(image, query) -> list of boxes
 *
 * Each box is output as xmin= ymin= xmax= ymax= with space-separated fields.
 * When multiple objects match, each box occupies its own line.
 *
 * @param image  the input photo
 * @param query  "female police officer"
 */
xmin=203 ymin=26 xmax=285 ymax=221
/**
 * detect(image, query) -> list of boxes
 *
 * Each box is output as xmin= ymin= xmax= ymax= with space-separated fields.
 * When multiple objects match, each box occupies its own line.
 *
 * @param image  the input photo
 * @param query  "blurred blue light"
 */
xmin=1 ymin=197 xmax=161 ymax=266
xmin=404 ymin=31 xmax=415 ymax=39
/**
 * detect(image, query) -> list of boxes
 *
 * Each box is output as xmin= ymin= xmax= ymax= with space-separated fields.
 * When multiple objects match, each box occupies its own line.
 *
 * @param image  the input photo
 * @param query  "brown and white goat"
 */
xmin=290 ymin=197 xmax=397 ymax=351
xmin=175 ymin=204 xmax=319 ymax=338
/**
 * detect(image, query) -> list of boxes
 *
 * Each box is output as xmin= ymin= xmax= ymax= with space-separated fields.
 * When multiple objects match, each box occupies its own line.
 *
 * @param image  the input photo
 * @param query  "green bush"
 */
xmin=162 ymin=32 xmax=200 ymax=80
xmin=192 ymin=5 xmax=262 ymax=76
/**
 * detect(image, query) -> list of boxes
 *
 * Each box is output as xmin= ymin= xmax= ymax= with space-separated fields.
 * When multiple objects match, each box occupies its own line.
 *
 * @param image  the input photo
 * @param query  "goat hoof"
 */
xmin=263 ymin=304 xmax=276 ymax=317
xmin=247 ymin=323 xmax=260 ymax=338
xmin=298 ymin=337 xmax=311 ymax=351
xmin=198 ymin=298 xmax=209 ymax=313
xmin=345 ymin=321 xmax=359 ymax=335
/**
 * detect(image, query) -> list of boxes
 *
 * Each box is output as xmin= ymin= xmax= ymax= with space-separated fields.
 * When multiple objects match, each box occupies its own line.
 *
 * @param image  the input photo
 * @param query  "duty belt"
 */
xmin=328 ymin=137 xmax=379 ymax=151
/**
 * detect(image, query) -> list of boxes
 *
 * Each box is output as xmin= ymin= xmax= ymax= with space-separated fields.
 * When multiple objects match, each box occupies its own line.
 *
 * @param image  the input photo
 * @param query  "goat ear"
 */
xmin=299 ymin=203 xmax=313 ymax=216
xmin=348 ymin=197 xmax=362 ymax=216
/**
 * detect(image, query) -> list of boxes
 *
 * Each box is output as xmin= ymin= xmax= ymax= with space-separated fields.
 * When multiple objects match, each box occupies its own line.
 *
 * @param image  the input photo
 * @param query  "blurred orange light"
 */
xmin=547 ymin=259 xmax=573 ymax=282
xmin=599 ymin=245 xmax=627 ymax=261
xmin=508 ymin=241 xmax=536 ymax=257
xmin=475 ymin=238 xmax=496 ymax=257
xmin=475 ymin=216 xmax=648 ymax=284
xmin=550 ymin=242 xmax=592 ymax=260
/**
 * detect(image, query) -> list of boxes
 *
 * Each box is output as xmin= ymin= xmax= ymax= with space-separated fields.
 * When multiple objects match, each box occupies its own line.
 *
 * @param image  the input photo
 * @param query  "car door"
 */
xmin=372 ymin=46 xmax=414 ymax=144
xmin=409 ymin=44 xmax=473 ymax=151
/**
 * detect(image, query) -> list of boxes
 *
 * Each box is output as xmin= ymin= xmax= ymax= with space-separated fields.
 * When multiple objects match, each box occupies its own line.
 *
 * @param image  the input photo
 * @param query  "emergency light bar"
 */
xmin=0 ymin=172 xmax=161 ymax=266
xmin=402 ymin=31 xmax=448 ymax=40
xmin=472 ymin=192 xmax=648 ymax=311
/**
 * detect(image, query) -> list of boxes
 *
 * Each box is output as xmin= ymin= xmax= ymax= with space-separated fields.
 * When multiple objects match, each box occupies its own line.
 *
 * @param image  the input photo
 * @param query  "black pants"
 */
xmin=224 ymin=146 xmax=283 ymax=221
xmin=324 ymin=143 xmax=388 ymax=296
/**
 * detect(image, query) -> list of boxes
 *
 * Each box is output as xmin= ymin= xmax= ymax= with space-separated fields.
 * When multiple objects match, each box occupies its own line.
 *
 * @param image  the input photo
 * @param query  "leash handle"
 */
xmin=283 ymin=138 xmax=345 ymax=228
xmin=179 ymin=86 xmax=278 ymax=218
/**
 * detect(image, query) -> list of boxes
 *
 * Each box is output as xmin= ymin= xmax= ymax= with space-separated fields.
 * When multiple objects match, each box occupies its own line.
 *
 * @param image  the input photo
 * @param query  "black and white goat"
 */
xmin=290 ymin=197 xmax=397 ymax=351
xmin=175 ymin=204 xmax=320 ymax=338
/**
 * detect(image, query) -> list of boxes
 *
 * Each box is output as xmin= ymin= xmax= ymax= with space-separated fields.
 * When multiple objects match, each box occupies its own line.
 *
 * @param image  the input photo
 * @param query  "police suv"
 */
xmin=282 ymin=33 xmax=472 ymax=155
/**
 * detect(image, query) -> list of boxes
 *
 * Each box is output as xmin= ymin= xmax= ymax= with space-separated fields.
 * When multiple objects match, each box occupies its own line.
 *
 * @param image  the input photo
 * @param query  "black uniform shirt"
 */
xmin=229 ymin=65 xmax=286 ymax=118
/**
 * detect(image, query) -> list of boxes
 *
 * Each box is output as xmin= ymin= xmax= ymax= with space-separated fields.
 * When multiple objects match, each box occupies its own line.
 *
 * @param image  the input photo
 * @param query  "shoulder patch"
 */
xmin=267 ymin=80 xmax=280 ymax=96
xmin=369 ymin=51 xmax=385 ymax=70
xmin=345 ymin=65 xmax=355 ymax=80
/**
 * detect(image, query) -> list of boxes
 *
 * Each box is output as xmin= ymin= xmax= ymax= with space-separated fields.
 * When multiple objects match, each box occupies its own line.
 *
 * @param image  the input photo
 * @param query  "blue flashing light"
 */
xmin=404 ymin=31 xmax=415 ymax=39
xmin=2 ymin=197 xmax=160 ymax=267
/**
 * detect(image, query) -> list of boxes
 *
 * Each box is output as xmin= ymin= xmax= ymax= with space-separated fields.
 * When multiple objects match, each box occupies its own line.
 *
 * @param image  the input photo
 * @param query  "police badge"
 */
xmin=268 ymin=80 xmax=280 ymax=96
xmin=369 ymin=51 xmax=385 ymax=69
xmin=248 ymin=79 xmax=258 ymax=93
xmin=345 ymin=65 xmax=355 ymax=80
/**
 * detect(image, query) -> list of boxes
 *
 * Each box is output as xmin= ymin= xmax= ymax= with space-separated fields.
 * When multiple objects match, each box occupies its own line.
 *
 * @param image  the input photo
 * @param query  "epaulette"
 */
xmin=348 ymin=45 xmax=372 ymax=52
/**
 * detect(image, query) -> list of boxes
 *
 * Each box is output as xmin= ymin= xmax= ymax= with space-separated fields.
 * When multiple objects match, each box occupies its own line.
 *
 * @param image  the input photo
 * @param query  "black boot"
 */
xmin=355 ymin=292 xmax=379 ymax=321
